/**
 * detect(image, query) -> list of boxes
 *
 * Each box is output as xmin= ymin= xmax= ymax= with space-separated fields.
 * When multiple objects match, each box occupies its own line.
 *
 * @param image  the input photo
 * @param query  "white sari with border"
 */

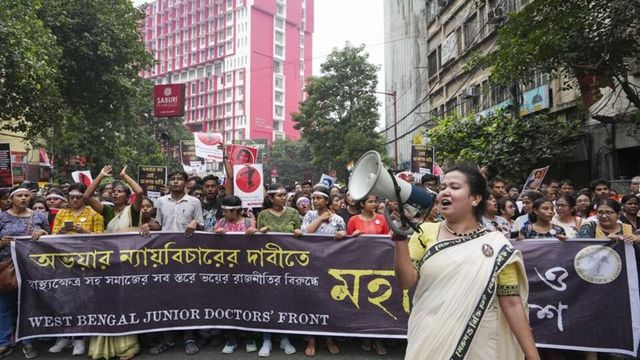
xmin=406 ymin=229 xmax=528 ymax=360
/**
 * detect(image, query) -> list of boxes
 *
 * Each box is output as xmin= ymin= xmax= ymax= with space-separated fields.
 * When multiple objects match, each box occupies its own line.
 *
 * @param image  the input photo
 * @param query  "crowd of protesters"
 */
xmin=0 ymin=161 xmax=639 ymax=359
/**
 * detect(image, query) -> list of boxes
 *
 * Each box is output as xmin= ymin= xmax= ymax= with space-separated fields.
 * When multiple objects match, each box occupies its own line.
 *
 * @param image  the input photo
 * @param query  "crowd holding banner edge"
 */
xmin=1 ymin=145 xmax=640 ymax=360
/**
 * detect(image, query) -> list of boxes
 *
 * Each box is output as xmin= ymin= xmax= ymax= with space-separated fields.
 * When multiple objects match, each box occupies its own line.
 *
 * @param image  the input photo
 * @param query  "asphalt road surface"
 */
xmin=6 ymin=335 xmax=406 ymax=359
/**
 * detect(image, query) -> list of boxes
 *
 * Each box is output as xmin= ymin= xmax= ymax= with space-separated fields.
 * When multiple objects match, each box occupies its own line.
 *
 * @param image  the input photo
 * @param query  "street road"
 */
xmin=7 ymin=335 xmax=406 ymax=359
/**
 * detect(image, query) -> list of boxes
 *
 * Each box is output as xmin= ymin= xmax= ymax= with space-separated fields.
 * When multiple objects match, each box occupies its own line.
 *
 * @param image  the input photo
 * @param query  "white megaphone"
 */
xmin=349 ymin=150 xmax=437 ymax=236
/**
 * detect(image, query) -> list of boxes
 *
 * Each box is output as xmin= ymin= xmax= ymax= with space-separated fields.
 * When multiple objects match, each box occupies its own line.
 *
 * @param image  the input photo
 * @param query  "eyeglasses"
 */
xmin=597 ymin=210 xmax=617 ymax=217
xmin=68 ymin=195 xmax=83 ymax=200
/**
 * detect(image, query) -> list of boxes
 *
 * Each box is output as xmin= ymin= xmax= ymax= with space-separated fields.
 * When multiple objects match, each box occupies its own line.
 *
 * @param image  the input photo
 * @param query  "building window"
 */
xmin=275 ymin=31 xmax=284 ymax=43
xmin=275 ymin=91 xmax=283 ymax=103
xmin=275 ymin=76 xmax=283 ymax=89
xmin=427 ymin=47 xmax=440 ymax=78
xmin=464 ymin=16 xmax=478 ymax=48
xmin=275 ymin=18 xmax=284 ymax=30
xmin=275 ymin=44 xmax=284 ymax=57
xmin=275 ymin=105 xmax=283 ymax=117
xmin=273 ymin=60 xmax=282 ymax=74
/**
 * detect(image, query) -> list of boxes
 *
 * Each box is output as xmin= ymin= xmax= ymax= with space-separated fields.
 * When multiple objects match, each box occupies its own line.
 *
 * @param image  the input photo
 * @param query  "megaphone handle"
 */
xmin=387 ymin=169 xmax=416 ymax=232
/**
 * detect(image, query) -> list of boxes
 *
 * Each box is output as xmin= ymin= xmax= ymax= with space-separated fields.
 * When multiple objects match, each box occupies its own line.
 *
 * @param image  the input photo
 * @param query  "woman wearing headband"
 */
xmin=301 ymin=186 xmax=346 ymax=238
xmin=301 ymin=185 xmax=346 ymax=357
xmin=0 ymin=186 xmax=49 ymax=359
xmin=214 ymin=195 xmax=256 ymax=235
xmin=257 ymin=184 xmax=302 ymax=236
xmin=255 ymin=184 xmax=300 ymax=357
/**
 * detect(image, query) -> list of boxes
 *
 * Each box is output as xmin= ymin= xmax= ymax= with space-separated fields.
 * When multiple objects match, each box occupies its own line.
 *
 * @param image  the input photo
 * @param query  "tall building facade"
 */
xmin=383 ymin=0 xmax=429 ymax=169
xmin=141 ymin=0 xmax=313 ymax=143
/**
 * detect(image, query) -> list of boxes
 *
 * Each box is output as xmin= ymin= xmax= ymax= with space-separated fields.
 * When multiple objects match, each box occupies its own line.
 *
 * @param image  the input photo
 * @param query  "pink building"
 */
xmin=141 ymin=0 xmax=313 ymax=143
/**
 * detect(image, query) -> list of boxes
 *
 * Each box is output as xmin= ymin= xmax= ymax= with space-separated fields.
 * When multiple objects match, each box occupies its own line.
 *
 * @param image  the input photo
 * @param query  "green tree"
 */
xmin=39 ymin=0 xmax=157 ymax=174
xmin=292 ymin=44 xmax=387 ymax=182
xmin=429 ymin=111 xmax=583 ymax=184
xmin=0 ymin=0 xmax=63 ymax=137
xmin=268 ymin=138 xmax=322 ymax=186
xmin=1 ymin=0 xmax=170 ymax=179
xmin=484 ymin=0 xmax=640 ymax=122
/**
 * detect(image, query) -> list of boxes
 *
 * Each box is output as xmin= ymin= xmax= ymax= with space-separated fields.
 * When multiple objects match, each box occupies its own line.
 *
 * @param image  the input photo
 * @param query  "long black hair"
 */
xmin=446 ymin=164 xmax=489 ymax=220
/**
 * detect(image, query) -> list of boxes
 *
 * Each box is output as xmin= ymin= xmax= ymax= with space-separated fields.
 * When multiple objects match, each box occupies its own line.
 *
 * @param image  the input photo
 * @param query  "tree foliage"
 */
xmin=485 ymin=0 xmax=640 ymax=117
xmin=0 ymin=0 xmax=63 ymax=135
xmin=0 ymin=0 xmax=185 ymax=179
xmin=429 ymin=111 xmax=583 ymax=184
xmin=292 ymin=44 xmax=387 ymax=181
xmin=268 ymin=138 xmax=323 ymax=187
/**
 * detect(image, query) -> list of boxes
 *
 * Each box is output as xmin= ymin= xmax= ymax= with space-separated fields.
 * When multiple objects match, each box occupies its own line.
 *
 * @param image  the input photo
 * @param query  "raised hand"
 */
xmin=100 ymin=165 xmax=113 ymax=178
xmin=119 ymin=165 xmax=128 ymax=178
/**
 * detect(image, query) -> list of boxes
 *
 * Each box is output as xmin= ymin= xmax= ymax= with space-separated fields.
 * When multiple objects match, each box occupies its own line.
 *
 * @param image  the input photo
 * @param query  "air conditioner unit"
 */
xmin=437 ymin=0 xmax=449 ymax=7
xmin=430 ymin=109 xmax=440 ymax=118
xmin=488 ymin=6 xmax=506 ymax=24
xmin=461 ymin=87 xmax=479 ymax=99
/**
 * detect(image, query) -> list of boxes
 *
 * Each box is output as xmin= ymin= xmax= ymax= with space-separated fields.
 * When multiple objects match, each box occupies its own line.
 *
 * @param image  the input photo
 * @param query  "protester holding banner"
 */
xmin=393 ymin=165 xmax=540 ymax=360
xmin=519 ymin=198 xmax=567 ymax=240
xmin=302 ymin=186 xmax=346 ymax=238
xmin=256 ymin=183 xmax=300 ymax=357
xmin=79 ymin=166 xmax=144 ymax=360
xmin=620 ymin=194 xmax=639 ymax=233
xmin=347 ymin=195 xmax=389 ymax=238
xmin=302 ymin=185 xmax=345 ymax=357
xmin=214 ymin=195 xmax=256 ymax=235
xmin=52 ymin=183 xmax=104 ymax=235
xmin=257 ymin=184 xmax=302 ymax=236
xmin=576 ymin=198 xmax=638 ymax=360
xmin=551 ymin=194 xmax=583 ymax=238
xmin=345 ymin=193 xmax=390 ymax=356
xmin=577 ymin=198 xmax=637 ymax=242
xmin=0 ymin=186 xmax=49 ymax=359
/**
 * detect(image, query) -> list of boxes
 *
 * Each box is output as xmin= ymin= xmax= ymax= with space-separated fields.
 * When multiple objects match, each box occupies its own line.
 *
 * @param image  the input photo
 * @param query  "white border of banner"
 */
xmin=528 ymin=240 xmax=640 ymax=356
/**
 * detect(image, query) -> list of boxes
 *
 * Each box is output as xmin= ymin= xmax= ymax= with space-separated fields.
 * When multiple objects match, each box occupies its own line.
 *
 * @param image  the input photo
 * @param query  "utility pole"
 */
xmin=376 ymin=91 xmax=398 ymax=168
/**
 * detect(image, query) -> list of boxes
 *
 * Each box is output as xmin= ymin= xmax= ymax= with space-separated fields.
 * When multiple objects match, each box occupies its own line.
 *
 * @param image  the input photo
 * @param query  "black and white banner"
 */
xmin=513 ymin=240 xmax=640 ymax=356
xmin=11 ymin=234 xmax=640 ymax=356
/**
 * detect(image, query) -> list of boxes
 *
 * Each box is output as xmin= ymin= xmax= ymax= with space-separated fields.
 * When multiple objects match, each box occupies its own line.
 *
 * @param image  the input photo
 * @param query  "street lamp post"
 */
xmin=376 ymin=91 xmax=398 ymax=167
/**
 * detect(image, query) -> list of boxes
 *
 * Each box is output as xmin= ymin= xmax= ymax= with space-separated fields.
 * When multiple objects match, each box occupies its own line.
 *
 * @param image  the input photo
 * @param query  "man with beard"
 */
xmin=201 ymin=175 xmax=223 ymax=231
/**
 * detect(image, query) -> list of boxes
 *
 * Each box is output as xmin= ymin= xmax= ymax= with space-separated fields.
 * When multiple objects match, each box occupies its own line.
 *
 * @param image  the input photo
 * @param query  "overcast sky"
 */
xmin=134 ymin=0 xmax=386 ymax=124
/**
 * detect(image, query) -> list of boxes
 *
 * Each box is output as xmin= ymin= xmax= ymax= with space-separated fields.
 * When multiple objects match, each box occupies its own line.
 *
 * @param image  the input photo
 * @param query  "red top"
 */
xmin=347 ymin=213 xmax=390 ymax=235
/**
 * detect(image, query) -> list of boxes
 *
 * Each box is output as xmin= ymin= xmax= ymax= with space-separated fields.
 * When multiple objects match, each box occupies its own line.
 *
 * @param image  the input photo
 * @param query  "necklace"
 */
xmin=443 ymin=220 xmax=483 ymax=237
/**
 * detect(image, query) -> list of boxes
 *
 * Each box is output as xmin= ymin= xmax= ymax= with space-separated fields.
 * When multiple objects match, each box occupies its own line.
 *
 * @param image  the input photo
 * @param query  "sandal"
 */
xmin=373 ymin=340 xmax=387 ymax=356
xmin=304 ymin=339 xmax=316 ymax=357
xmin=119 ymin=355 xmax=136 ymax=360
xmin=326 ymin=338 xmax=340 ymax=355
xmin=360 ymin=339 xmax=372 ymax=351
xmin=149 ymin=341 xmax=174 ymax=355
xmin=0 ymin=346 xmax=13 ymax=359
xmin=184 ymin=340 xmax=199 ymax=355
xmin=23 ymin=344 xmax=38 ymax=359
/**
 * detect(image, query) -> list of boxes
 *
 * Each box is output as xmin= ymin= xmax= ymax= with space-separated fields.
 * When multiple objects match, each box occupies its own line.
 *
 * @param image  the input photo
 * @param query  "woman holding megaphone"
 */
xmin=393 ymin=165 xmax=540 ymax=360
